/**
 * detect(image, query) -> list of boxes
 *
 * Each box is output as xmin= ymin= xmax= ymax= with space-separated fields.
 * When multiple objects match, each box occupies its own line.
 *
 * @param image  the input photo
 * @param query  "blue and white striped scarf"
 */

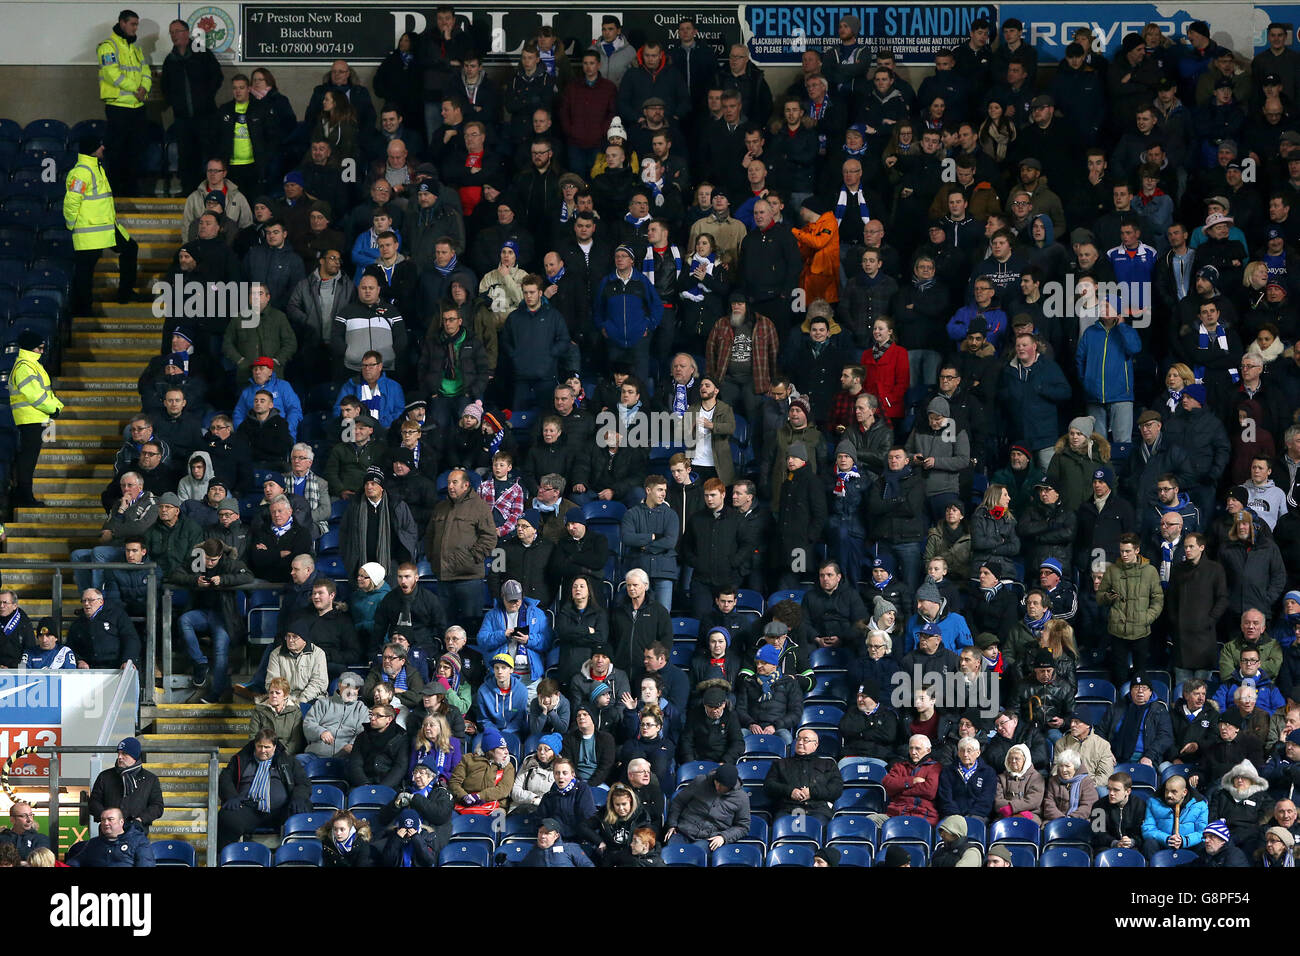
xmin=249 ymin=758 xmax=272 ymax=812
xmin=835 ymin=187 xmax=870 ymax=228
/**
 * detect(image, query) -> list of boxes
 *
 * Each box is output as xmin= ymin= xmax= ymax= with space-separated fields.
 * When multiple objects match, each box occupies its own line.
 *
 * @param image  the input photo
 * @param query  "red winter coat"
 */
xmin=861 ymin=342 xmax=910 ymax=423
xmin=882 ymin=756 xmax=942 ymax=823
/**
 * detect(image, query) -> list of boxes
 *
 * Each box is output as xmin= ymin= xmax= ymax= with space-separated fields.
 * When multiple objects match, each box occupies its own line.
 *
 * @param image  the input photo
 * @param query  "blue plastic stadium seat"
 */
xmin=310 ymin=784 xmax=345 ymax=811
xmin=451 ymin=814 xmax=499 ymax=846
xmin=736 ymin=759 xmax=772 ymax=785
xmin=881 ymin=816 xmax=933 ymax=851
xmin=281 ymin=812 xmax=331 ymax=842
xmin=767 ymin=844 xmax=815 ymax=867
xmin=662 ymin=842 xmax=708 ymax=866
xmin=826 ymin=815 xmax=878 ymax=849
xmin=742 ymin=733 xmax=788 ymax=759
xmin=439 ymin=840 xmax=491 ymax=866
xmin=989 ymin=817 xmax=1040 ymax=856
xmin=800 ymin=703 xmax=844 ymax=730
xmin=151 ymin=840 xmax=196 ymax=866
xmin=1038 ymin=846 xmax=1091 ymax=867
xmin=1149 ymin=849 xmax=1199 ymax=867
xmin=676 ymin=760 xmax=718 ymax=789
xmin=219 ymin=842 xmax=271 ymax=867
xmin=346 ymin=785 xmax=396 ymax=811
xmin=711 ymin=843 xmax=763 ymax=866
xmin=1114 ymin=762 xmax=1158 ymax=794
xmin=736 ymin=589 xmax=764 ymax=615
xmin=671 ymin=617 xmax=699 ymax=639
xmin=1094 ymin=848 xmax=1146 ymax=867
xmin=1076 ymin=677 xmax=1117 ymax=703
xmin=273 ymin=841 xmax=323 ymax=866
xmin=771 ymin=813 xmax=823 ymax=847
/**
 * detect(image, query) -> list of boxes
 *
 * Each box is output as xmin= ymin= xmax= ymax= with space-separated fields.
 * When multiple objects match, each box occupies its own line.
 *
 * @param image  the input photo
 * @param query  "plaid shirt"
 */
xmin=827 ymin=387 xmax=860 ymax=432
xmin=706 ymin=315 xmax=779 ymax=396
xmin=478 ymin=478 xmax=526 ymax=536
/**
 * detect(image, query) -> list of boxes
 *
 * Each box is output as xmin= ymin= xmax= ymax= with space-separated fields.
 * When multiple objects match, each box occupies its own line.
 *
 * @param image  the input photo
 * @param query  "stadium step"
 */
xmin=34 ymin=463 xmax=115 ymax=479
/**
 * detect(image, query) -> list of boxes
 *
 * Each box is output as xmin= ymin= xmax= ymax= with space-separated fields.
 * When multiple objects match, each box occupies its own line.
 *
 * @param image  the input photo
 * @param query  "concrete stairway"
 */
xmin=4 ymin=198 xmax=181 ymax=618
xmin=2 ymin=197 xmax=251 ymax=862
xmin=142 ymin=702 xmax=254 ymax=862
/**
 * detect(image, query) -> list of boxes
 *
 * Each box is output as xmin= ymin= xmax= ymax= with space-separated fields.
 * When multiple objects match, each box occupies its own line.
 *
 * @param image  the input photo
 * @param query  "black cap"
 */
xmin=1129 ymin=671 xmax=1151 ymax=688
xmin=1032 ymin=650 xmax=1057 ymax=669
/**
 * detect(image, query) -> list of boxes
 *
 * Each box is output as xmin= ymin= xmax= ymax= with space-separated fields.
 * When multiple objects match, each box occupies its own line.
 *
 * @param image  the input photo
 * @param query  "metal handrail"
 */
xmin=0 ymin=559 xmax=158 ymax=705
xmin=34 ymin=743 xmax=222 ymax=867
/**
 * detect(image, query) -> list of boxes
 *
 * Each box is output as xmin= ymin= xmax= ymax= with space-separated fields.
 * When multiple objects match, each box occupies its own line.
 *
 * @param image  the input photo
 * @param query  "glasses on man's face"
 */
xmin=382 ymin=654 xmax=400 ymax=661
xmin=361 ymin=361 xmax=382 ymax=368
xmin=324 ymin=254 xmax=342 ymax=261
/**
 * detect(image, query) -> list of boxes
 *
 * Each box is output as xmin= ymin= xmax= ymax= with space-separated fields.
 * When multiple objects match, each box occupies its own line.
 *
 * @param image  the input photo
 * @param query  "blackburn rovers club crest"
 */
xmin=189 ymin=6 xmax=235 ymax=56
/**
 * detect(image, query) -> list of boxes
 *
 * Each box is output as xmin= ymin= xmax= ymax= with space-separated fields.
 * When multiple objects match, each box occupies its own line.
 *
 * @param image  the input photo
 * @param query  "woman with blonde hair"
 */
xmin=597 ymin=782 xmax=653 ymax=866
xmin=1039 ymin=618 xmax=1079 ymax=687
xmin=1156 ymin=362 xmax=1197 ymax=416
xmin=24 ymin=847 xmax=57 ymax=867
xmin=970 ymin=483 xmax=1019 ymax=570
xmin=410 ymin=713 xmax=462 ymax=783
xmin=317 ymin=809 xmax=374 ymax=866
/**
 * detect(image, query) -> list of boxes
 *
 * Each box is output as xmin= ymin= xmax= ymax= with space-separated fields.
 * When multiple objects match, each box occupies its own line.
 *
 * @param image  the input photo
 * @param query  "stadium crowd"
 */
xmin=13 ymin=7 xmax=1300 ymax=867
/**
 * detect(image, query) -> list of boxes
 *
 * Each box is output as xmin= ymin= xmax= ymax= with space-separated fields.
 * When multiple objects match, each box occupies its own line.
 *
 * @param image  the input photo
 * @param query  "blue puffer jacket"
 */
xmin=903 ymin=605 xmax=972 ymax=653
xmin=1213 ymin=669 xmax=1286 ymax=715
xmin=477 ymin=597 xmax=553 ymax=681
xmin=233 ymin=372 xmax=304 ymax=438
xmin=594 ymin=270 xmax=663 ymax=349
xmin=1076 ymin=319 xmax=1143 ymax=405
xmin=334 ymin=373 xmax=407 ymax=429
xmin=1142 ymin=793 xmax=1209 ymax=847
xmin=936 ymin=759 xmax=998 ymax=819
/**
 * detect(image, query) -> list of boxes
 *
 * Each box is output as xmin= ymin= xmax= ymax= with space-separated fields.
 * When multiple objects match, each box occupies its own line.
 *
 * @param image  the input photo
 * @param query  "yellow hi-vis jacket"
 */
xmin=64 ymin=154 xmax=128 ymax=251
xmin=9 ymin=348 xmax=62 ymax=425
xmin=97 ymin=30 xmax=150 ymax=108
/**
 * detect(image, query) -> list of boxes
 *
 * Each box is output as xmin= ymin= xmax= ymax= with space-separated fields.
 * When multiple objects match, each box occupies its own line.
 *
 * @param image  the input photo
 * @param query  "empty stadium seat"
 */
xmin=771 ymin=813 xmax=823 ymax=848
xmin=1042 ymin=817 xmax=1093 ymax=853
xmin=989 ymin=817 xmax=1040 ymax=858
xmin=282 ymin=812 xmax=331 ymax=843
xmin=346 ymin=785 xmax=396 ymax=811
xmin=711 ymin=843 xmax=763 ymax=866
xmin=1113 ymin=762 xmax=1158 ymax=795
xmin=274 ymin=841 xmax=323 ymax=866
xmin=675 ymin=760 xmax=718 ymax=789
xmin=662 ymin=842 xmax=708 ymax=866
xmin=1037 ymin=846 xmax=1091 ymax=867
xmin=1094 ymin=848 xmax=1146 ymax=867
xmin=826 ymin=815 xmax=878 ymax=850
xmin=767 ymin=844 xmax=815 ymax=867
xmin=310 ymin=784 xmax=345 ymax=811
xmin=451 ymin=814 xmax=499 ymax=846
xmin=439 ymin=841 xmax=492 ymax=867
xmin=1149 ymin=849 xmax=1199 ymax=867
xmin=151 ymin=841 xmax=196 ymax=866
xmin=219 ymin=842 xmax=271 ymax=867
xmin=742 ymin=733 xmax=788 ymax=759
